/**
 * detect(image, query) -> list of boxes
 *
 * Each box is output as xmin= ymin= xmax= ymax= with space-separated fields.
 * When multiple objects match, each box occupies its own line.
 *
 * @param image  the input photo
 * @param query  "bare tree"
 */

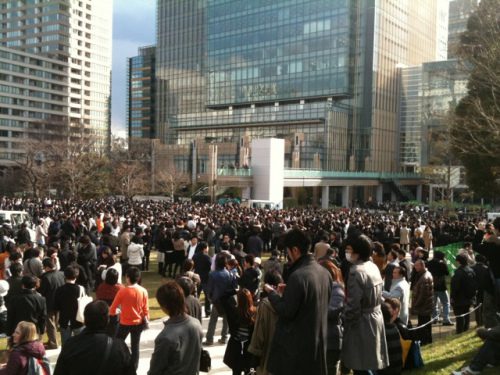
xmin=155 ymin=168 xmax=190 ymax=200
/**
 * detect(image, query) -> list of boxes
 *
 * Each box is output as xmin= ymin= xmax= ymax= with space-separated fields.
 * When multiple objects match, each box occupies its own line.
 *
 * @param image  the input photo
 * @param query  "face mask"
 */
xmin=345 ymin=253 xmax=352 ymax=263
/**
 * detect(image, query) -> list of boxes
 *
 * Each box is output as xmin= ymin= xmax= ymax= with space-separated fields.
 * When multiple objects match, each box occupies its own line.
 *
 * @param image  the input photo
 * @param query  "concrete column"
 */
xmin=341 ymin=186 xmax=350 ymax=208
xmin=416 ymin=185 xmax=422 ymax=202
xmin=321 ymin=186 xmax=329 ymax=209
xmin=429 ymin=185 xmax=434 ymax=203
xmin=376 ymin=184 xmax=383 ymax=204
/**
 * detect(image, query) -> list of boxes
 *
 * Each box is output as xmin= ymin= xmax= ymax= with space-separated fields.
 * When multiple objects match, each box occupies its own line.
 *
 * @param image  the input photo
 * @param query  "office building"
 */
xmin=0 ymin=46 xmax=68 ymax=164
xmin=399 ymin=59 xmax=469 ymax=169
xmin=448 ymin=0 xmax=478 ymax=58
xmin=0 ymin=0 xmax=113 ymax=155
xmin=145 ymin=0 xmax=448 ymax=204
xmin=127 ymin=45 xmax=156 ymax=140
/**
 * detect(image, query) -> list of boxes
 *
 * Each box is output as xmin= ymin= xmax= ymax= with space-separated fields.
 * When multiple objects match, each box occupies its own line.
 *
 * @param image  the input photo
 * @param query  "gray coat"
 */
xmin=341 ymin=260 xmax=389 ymax=371
xmin=267 ymin=255 xmax=332 ymax=375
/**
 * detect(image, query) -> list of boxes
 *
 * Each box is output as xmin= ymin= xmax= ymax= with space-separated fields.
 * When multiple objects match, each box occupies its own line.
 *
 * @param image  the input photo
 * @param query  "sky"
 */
xmin=111 ymin=0 xmax=156 ymax=137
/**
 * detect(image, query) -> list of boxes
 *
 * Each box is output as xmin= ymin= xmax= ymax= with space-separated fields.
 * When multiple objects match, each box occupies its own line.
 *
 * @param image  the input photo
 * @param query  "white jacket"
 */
xmin=127 ymin=242 xmax=144 ymax=266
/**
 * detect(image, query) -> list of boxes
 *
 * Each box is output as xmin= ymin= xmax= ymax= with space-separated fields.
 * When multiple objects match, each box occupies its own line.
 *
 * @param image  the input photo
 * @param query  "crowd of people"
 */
xmin=0 ymin=196 xmax=497 ymax=374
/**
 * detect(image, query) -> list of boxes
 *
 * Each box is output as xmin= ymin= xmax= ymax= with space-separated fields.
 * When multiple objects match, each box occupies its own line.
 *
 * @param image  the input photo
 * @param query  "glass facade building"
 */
xmin=128 ymin=46 xmax=156 ymax=140
xmin=155 ymin=0 xmax=445 ymax=175
xmin=448 ymin=0 xmax=478 ymax=58
xmin=399 ymin=59 xmax=468 ymax=169
xmin=0 ymin=0 xmax=112 ymax=152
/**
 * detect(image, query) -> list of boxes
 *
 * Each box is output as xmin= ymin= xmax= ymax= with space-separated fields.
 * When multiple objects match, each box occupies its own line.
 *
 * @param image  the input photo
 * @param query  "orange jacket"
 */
xmin=109 ymin=284 xmax=149 ymax=326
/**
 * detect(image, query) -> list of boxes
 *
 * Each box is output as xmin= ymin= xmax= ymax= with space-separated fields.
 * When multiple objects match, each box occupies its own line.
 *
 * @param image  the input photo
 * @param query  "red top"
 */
xmin=96 ymin=283 xmax=124 ymax=305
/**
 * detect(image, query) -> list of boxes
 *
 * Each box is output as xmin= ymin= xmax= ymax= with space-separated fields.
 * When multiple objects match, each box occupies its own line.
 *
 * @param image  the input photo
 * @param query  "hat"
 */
xmin=0 ymin=280 xmax=9 ymax=297
xmin=254 ymin=257 xmax=262 ymax=266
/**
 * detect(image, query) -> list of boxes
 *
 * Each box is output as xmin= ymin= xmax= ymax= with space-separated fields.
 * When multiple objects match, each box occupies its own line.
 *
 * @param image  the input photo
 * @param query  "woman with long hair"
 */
xmin=319 ymin=260 xmax=345 ymax=375
xmin=248 ymin=270 xmax=283 ymax=375
xmin=223 ymin=288 xmax=257 ymax=375
xmin=0 ymin=321 xmax=49 ymax=374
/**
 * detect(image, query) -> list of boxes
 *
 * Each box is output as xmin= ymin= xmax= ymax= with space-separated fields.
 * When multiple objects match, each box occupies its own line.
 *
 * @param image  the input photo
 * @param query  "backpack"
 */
xmin=27 ymin=356 xmax=51 ymax=375
xmin=462 ymin=268 xmax=478 ymax=300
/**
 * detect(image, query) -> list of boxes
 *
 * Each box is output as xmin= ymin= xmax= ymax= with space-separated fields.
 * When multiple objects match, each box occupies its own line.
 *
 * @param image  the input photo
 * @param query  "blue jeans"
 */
xmin=116 ymin=323 xmax=144 ymax=370
xmin=470 ymin=338 xmax=500 ymax=371
xmin=60 ymin=326 xmax=84 ymax=346
xmin=433 ymin=290 xmax=451 ymax=322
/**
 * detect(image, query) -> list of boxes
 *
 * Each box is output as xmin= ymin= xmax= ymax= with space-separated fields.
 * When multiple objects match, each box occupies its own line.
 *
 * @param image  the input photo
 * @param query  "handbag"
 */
xmin=76 ymin=285 xmax=93 ymax=323
xmin=199 ymin=349 xmax=211 ymax=373
xmin=403 ymin=340 xmax=424 ymax=369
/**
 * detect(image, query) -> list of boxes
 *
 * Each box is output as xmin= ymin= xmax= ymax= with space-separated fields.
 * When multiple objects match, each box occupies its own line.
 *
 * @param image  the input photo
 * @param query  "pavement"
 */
xmin=45 ymin=315 xmax=232 ymax=375
xmin=44 ymin=310 xmax=479 ymax=374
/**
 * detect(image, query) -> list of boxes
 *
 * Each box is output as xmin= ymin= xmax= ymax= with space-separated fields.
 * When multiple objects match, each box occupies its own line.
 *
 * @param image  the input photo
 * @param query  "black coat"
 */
xmin=6 ymin=289 xmax=47 ymax=336
xmin=54 ymin=283 xmax=84 ymax=329
xmin=192 ymin=252 xmax=212 ymax=285
xmin=54 ymin=329 xmax=135 ymax=375
xmin=267 ymin=255 xmax=332 ymax=375
xmin=427 ymin=258 xmax=449 ymax=291
xmin=451 ymin=266 xmax=476 ymax=307
xmin=39 ymin=269 xmax=65 ymax=312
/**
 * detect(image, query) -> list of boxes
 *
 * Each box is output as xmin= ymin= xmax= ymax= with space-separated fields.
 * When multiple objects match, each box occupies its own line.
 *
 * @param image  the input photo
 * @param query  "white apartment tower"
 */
xmin=0 ymin=0 xmax=112 ymax=149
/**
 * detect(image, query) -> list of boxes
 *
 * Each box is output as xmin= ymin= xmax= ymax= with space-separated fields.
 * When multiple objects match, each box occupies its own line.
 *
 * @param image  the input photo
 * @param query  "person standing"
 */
xmin=0 ymin=321 xmax=48 ymax=374
xmin=148 ymin=280 xmax=203 ymax=375
xmin=382 ymin=266 xmax=410 ymax=325
xmin=263 ymin=228 xmax=332 ymax=375
xmin=54 ymin=301 xmax=135 ymax=375
xmin=204 ymin=253 xmax=236 ymax=346
xmin=341 ymin=235 xmax=389 ymax=374
xmin=54 ymin=266 xmax=85 ymax=346
xmin=6 ymin=275 xmax=46 ymax=339
xmin=110 ymin=266 xmax=149 ymax=370
xmin=399 ymin=222 xmax=410 ymax=252
xmin=192 ymin=241 xmax=212 ymax=317
xmin=451 ymin=254 xmax=477 ymax=334
xmin=411 ymin=259 xmax=434 ymax=345
xmin=39 ymin=257 xmax=65 ymax=349
xmin=427 ymin=251 xmax=453 ymax=326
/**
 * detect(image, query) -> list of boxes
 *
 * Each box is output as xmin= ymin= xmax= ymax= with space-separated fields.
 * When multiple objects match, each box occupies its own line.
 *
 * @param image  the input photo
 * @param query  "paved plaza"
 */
xmin=46 ymin=316 xmax=231 ymax=375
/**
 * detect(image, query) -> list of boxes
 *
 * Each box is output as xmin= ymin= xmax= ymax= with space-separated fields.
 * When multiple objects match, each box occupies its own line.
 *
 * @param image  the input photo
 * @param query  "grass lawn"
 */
xmin=411 ymin=330 xmax=496 ymax=374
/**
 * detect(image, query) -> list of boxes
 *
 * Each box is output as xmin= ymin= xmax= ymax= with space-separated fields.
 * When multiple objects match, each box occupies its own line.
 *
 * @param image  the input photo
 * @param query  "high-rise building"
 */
xmin=150 ymin=0 xmax=446 ymax=203
xmin=0 ymin=0 xmax=112 ymax=154
xmin=448 ymin=0 xmax=478 ymax=58
xmin=0 ymin=46 xmax=69 ymax=164
xmin=127 ymin=45 xmax=156 ymax=140
xmin=399 ymin=59 xmax=469 ymax=169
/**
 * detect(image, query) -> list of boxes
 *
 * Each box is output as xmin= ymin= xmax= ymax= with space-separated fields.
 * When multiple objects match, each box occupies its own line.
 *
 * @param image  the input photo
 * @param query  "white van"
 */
xmin=0 ymin=210 xmax=36 ymax=241
xmin=487 ymin=212 xmax=500 ymax=221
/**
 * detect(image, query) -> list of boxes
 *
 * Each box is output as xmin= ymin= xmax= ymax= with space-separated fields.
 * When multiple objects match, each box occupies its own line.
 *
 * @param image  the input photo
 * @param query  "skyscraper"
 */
xmin=0 ymin=0 xmax=112 ymax=154
xmin=127 ymin=45 xmax=156 ymax=140
xmin=155 ymin=0 xmax=444 ymax=172
xmin=448 ymin=0 xmax=478 ymax=58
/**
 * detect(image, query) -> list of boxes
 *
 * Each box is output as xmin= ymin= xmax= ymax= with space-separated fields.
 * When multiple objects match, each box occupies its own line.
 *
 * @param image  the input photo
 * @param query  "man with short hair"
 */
xmin=54 ymin=265 xmax=85 ymax=346
xmin=411 ymin=259 xmax=434 ymax=345
xmin=382 ymin=266 xmax=410 ymax=324
xmin=192 ymin=241 xmax=212 ymax=317
xmin=264 ymin=228 xmax=332 ymax=375
xmin=6 ymin=275 xmax=47 ymax=337
xmin=54 ymin=300 xmax=135 ymax=375
xmin=427 ymin=251 xmax=453 ymax=326
xmin=110 ymin=266 xmax=149 ymax=370
xmin=39 ymin=257 xmax=65 ymax=349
